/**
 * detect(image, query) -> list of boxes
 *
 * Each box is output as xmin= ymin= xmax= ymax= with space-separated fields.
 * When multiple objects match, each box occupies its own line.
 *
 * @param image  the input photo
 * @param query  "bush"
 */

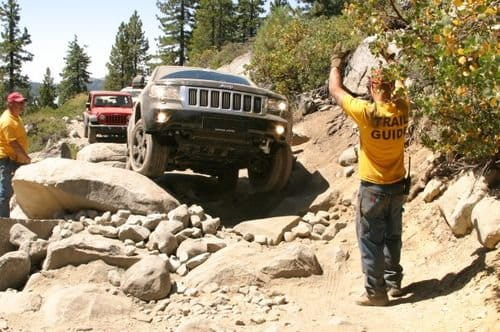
xmin=25 ymin=93 xmax=87 ymax=153
xmin=247 ymin=8 xmax=363 ymax=99
xmin=346 ymin=0 xmax=499 ymax=163
xmin=189 ymin=42 xmax=252 ymax=69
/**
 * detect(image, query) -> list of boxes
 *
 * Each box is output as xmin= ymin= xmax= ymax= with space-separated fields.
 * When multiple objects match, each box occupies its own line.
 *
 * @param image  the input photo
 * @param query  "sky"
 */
xmin=18 ymin=0 xmax=299 ymax=83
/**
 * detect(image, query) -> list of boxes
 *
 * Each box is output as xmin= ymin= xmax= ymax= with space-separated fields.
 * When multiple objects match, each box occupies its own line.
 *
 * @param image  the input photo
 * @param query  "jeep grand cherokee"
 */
xmin=127 ymin=66 xmax=293 ymax=192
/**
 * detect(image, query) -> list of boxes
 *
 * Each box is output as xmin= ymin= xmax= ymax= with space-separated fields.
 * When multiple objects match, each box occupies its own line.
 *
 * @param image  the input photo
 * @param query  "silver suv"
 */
xmin=127 ymin=66 xmax=293 ymax=192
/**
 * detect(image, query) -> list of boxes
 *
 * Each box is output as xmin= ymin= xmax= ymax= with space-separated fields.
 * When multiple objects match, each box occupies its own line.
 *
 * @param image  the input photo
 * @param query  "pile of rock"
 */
xmin=286 ymin=210 xmax=347 ymax=243
xmin=0 ymin=204 xmax=229 ymax=296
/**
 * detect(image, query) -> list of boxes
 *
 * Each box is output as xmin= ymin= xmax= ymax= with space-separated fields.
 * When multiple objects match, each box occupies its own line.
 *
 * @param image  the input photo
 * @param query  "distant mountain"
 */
xmin=30 ymin=78 xmax=104 ymax=97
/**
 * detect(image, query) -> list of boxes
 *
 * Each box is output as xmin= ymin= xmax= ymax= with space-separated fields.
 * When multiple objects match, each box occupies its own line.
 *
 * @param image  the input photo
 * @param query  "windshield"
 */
xmin=159 ymin=70 xmax=251 ymax=86
xmin=93 ymin=95 xmax=132 ymax=107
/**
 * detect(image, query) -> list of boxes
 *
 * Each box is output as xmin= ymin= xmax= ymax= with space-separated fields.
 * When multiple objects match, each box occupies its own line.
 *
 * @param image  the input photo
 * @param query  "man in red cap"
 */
xmin=0 ymin=92 xmax=31 ymax=217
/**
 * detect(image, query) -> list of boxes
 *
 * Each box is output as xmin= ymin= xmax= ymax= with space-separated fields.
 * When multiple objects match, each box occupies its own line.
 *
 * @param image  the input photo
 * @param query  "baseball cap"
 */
xmin=7 ymin=92 xmax=26 ymax=103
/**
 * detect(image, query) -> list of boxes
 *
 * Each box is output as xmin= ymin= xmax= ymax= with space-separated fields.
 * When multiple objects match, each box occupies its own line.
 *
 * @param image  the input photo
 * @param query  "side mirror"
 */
xmin=85 ymin=102 xmax=90 ymax=109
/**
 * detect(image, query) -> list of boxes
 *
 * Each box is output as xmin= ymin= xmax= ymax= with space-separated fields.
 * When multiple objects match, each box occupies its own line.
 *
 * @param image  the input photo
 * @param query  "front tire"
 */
xmin=128 ymin=119 xmax=168 ymax=177
xmin=248 ymin=144 xmax=293 ymax=192
xmin=216 ymin=167 xmax=239 ymax=191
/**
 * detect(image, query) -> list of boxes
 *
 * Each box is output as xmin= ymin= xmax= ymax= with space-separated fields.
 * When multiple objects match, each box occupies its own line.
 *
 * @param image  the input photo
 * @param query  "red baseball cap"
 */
xmin=7 ymin=92 xmax=26 ymax=103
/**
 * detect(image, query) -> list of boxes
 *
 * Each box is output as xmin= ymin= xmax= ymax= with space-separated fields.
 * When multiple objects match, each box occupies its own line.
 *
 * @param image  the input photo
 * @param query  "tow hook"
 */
xmin=259 ymin=139 xmax=271 ymax=154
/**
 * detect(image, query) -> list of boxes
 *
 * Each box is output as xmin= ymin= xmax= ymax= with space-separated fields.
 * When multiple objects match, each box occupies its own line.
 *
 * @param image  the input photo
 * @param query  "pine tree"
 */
xmin=235 ymin=0 xmax=265 ymax=42
xmin=104 ymin=11 xmax=149 ymax=90
xmin=58 ymin=35 xmax=91 ymax=104
xmin=157 ymin=0 xmax=198 ymax=65
xmin=38 ymin=67 xmax=57 ymax=108
xmin=0 ymin=0 xmax=33 ymax=106
xmin=104 ymin=22 xmax=130 ymax=90
xmin=299 ymin=0 xmax=347 ymax=16
xmin=190 ymin=0 xmax=235 ymax=56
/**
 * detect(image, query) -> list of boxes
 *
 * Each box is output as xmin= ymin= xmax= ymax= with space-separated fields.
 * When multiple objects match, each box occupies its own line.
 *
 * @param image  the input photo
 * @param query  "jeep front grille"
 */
xmin=104 ymin=114 xmax=128 ymax=125
xmin=187 ymin=88 xmax=262 ymax=114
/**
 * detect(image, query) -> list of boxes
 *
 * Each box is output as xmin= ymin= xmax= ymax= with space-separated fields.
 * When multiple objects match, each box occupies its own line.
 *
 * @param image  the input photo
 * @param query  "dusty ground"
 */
xmin=2 ymin=108 xmax=498 ymax=331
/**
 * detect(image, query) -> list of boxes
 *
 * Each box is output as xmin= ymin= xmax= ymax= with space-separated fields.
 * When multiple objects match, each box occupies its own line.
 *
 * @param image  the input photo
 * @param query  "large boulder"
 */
xmin=12 ymin=158 xmax=179 ymax=219
xmin=472 ymin=197 xmax=500 ymax=249
xmin=234 ymin=216 xmax=301 ymax=245
xmin=0 ymin=251 xmax=31 ymax=291
xmin=343 ymin=36 xmax=386 ymax=95
xmin=438 ymin=172 xmax=488 ymax=236
xmin=183 ymin=242 xmax=322 ymax=289
xmin=43 ymin=233 xmax=141 ymax=270
xmin=76 ymin=143 xmax=127 ymax=163
xmin=121 ymin=255 xmax=171 ymax=301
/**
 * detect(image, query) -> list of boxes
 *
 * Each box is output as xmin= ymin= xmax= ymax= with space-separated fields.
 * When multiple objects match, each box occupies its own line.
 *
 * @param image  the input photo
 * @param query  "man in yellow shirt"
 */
xmin=0 ymin=92 xmax=31 ymax=217
xmin=329 ymin=65 xmax=409 ymax=306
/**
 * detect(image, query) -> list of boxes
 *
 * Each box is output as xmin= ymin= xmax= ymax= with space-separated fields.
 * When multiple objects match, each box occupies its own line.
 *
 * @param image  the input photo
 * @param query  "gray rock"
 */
xmin=422 ymin=178 xmax=446 ymax=203
xmin=185 ymin=253 xmax=211 ymax=270
xmin=176 ymin=239 xmax=209 ymax=263
xmin=234 ymin=216 xmax=300 ymax=245
xmin=19 ymin=239 xmax=48 ymax=267
xmin=190 ymin=215 xmax=203 ymax=228
xmin=76 ymin=143 xmax=127 ymax=163
xmin=142 ymin=213 xmax=166 ymax=230
xmin=118 ymin=225 xmax=151 ymax=242
xmin=472 ymin=197 xmax=500 ymax=249
xmin=259 ymin=244 xmax=322 ymax=279
xmin=9 ymin=223 xmax=38 ymax=247
xmin=343 ymin=166 xmax=355 ymax=177
xmin=201 ymin=217 xmax=220 ymax=235
xmin=43 ymin=233 xmax=141 ymax=270
xmin=108 ymin=269 xmax=122 ymax=287
xmin=292 ymin=222 xmax=312 ymax=238
xmin=147 ymin=226 xmax=178 ymax=255
xmin=13 ymin=158 xmax=179 ymax=219
xmin=283 ymin=231 xmax=296 ymax=242
xmin=312 ymin=224 xmax=326 ymax=235
xmin=188 ymin=205 xmax=205 ymax=218
xmin=321 ymin=222 xmax=347 ymax=241
xmin=168 ymin=204 xmax=190 ymax=227
xmin=87 ymin=224 xmax=119 ymax=238
xmin=0 ymin=251 xmax=31 ymax=291
xmin=121 ymin=256 xmax=171 ymax=301
xmin=438 ymin=172 xmax=487 ymax=236
xmin=338 ymin=147 xmax=358 ymax=166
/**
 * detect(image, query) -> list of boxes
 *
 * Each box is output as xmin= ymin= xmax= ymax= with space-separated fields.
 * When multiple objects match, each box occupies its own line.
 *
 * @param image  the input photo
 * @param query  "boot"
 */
xmin=355 ymin=292 xmax=389 ymax=306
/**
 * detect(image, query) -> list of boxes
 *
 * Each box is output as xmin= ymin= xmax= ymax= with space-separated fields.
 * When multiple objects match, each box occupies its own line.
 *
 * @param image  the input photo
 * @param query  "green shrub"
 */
xmin=25 ymin=93 xmax=87 ymax=153
xmin=347 ymin=0 xmax=499 ymax=163
xmin=247 ymin=8 xmax=363 ymax=99
xmin=189 ymin=42 xmax=252 ymax=69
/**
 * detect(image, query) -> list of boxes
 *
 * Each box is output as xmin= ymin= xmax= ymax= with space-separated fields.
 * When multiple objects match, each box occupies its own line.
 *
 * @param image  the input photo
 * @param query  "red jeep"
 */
xmin=84 ymin=91 xmax=133 ymax=143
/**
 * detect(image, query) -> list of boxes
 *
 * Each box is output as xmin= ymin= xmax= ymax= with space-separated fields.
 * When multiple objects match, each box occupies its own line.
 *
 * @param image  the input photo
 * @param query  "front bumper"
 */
xmin=89 ymin=124 xmax=127 ymax=135
xmin=143 ymin=107 xmax=289 ymax=145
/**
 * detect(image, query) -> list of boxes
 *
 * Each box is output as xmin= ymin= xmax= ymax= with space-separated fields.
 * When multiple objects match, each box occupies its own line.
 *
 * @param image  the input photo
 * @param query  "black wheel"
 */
xmin=217 ymin=167 xmax=239 ymax=191
xmin=88 ymin=126 xmax=97 ymax=143
xmin=248 ymin=144 xmax=292 ymax=192
xmin=128 ymin=119 xmax=168 ymax=177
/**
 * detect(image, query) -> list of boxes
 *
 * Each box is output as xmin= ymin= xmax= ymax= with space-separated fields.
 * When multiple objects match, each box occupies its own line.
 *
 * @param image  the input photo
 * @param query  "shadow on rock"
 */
xmin=155 ymin=161 xmax=330 ymax=227
xmin=391 ymin=248 xmax=494 ymax=306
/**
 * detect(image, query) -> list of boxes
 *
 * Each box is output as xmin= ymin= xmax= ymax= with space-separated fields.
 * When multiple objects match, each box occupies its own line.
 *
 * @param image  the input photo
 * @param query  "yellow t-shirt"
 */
xmin=342 ymin=95 xmax=409 ymax=184
xmin=0 ymin=110 xmax=29 ymax=161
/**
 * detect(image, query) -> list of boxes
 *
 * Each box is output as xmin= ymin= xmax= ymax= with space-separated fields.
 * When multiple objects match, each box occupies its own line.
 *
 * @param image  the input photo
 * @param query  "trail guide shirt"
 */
xmin=0 ymin=110 xmax=28 ymax=162
xmin=341 ymin=95 xmax=409 ymax=185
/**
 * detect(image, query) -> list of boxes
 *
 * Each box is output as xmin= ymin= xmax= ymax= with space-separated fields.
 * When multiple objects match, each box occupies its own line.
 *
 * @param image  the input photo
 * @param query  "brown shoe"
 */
xmin=355 ymin=292 xmax=389 ymax=306
xmin=387 ymin=287 xmax=404 ymax=298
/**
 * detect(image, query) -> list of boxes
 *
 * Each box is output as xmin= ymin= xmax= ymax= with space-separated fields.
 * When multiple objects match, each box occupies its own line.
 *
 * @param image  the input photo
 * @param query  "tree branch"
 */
xmin=389 ymin=0 xmax=410 ymax=26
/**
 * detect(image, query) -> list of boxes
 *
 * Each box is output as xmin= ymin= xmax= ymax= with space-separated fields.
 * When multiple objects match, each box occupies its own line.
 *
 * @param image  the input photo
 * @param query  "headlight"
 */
xmin=275 ymin=124 xmax=286 ymax=135
xmin=149 ymin=85 xmax=181 ymax=101
xmin=267 ymin=98 xmax=288 ymax=113
xmin=156 ymin=111 xmax=170 ymax=123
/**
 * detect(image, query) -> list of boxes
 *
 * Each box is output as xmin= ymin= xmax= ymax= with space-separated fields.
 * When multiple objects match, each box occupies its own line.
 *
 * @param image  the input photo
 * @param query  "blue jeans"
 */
xmin=356 ymin=180 xmax=405 ymax=296
xmin=0 ymin=158 xmax=20 ymax=218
